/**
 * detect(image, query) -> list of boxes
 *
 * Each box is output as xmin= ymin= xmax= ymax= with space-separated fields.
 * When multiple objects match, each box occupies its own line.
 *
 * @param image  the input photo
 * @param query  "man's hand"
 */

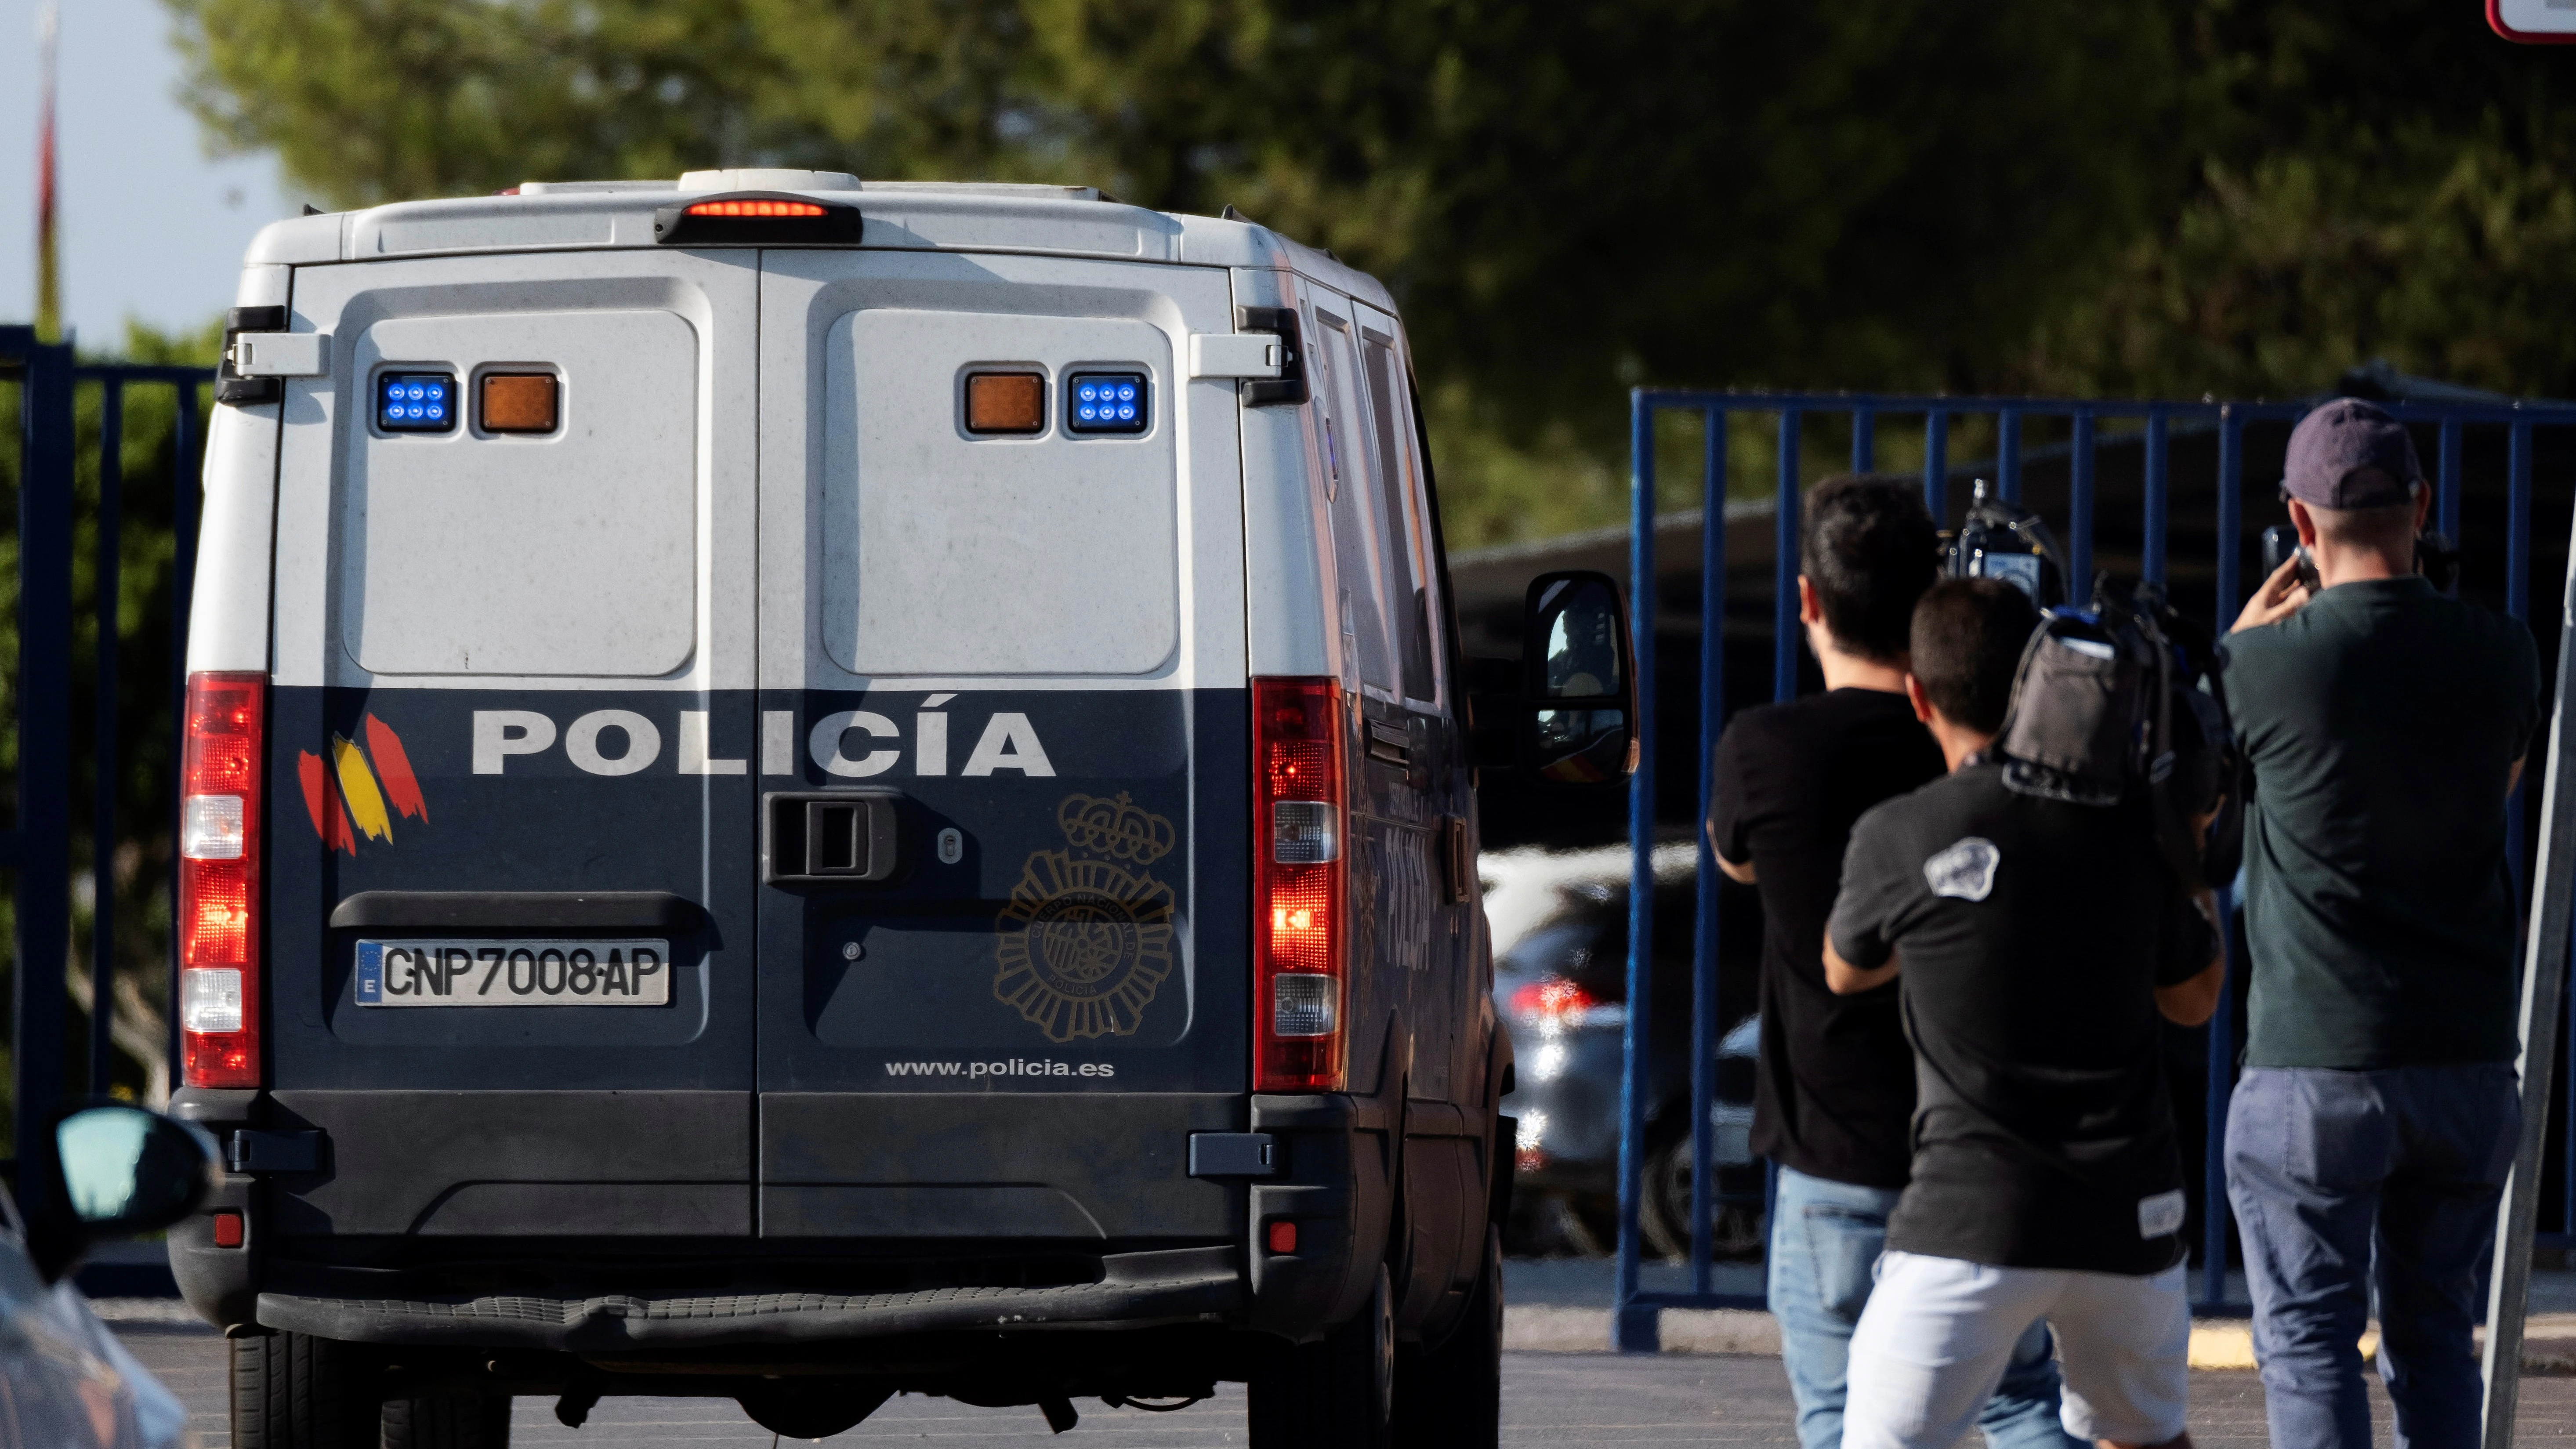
xmin=1823 ymin=936 xmax=1899 ymax=994
xmin=2232 ymin=555 xmax=2313 ymax=634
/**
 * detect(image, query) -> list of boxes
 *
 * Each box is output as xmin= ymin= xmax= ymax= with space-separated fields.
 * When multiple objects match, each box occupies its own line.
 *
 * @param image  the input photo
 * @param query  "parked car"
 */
xmin=1485 ymin=842 xmax=1768 ymax=1259
xmin=0 ymin=1103 xmax=218 ymax=1449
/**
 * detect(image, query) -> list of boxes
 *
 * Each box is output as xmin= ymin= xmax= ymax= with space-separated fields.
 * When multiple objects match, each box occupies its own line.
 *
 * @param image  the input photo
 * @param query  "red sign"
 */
xmin=2492 ymin=0 xmax=2576 ymax=43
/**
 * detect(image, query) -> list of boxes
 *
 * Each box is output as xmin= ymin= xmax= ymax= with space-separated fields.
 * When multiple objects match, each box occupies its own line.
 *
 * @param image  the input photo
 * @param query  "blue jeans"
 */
xmin=1768 ymin=1165 xmax=2081 ymax=1449
xmin=2226 ymin=1064 xmax=2521 ymax=1449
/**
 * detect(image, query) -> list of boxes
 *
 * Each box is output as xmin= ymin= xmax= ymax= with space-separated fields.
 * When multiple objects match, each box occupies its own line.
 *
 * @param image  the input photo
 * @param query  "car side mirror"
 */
xmin=26 ymin=1105 xmax=218 ymax=1282
xmin=1471 ymin=570 xmax=1637 ymax=783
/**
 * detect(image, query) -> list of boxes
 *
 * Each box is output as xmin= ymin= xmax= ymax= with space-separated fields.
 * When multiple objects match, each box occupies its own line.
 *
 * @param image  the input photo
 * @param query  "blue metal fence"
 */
xmin=1612 ymin=388 xmax=2576 ymax=1350
xmin=0 ymin=325 xmax=211 ymax=1202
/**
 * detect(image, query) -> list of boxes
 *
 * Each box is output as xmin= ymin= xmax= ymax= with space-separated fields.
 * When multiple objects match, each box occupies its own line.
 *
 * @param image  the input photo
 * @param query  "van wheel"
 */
xmin=382 ymin=1393 xmax=513 ymax=1449
xmin=1390 ymin=1223 xmax=1502 ymax=1447
xmin=1247 ymin=1263 xmax=1394 ymax=1449
xmin=231 ymin=1332 xmax=380 ymax=1449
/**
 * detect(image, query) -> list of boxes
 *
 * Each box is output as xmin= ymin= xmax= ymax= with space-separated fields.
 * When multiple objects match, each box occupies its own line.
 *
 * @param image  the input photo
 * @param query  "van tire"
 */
xmin=1246 ymin=1263 xmax=1394 ymax=1448
xmin=382 ymin=1394 xmax=513 ymax=1449
xmin=1390 ymin=1223 xmax=1502 ymax=1447
xmin=231 ymin=1332 xmax=380 ymax=1449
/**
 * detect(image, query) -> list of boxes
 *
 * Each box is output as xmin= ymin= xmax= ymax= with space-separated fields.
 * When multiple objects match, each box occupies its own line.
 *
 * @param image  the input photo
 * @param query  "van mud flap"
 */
xmin=251 ymin=1246 xmax=1241 ymax=1351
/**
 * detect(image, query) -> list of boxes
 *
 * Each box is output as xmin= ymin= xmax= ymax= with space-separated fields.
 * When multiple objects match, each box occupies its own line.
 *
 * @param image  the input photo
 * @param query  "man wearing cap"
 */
xmin=2223 ymin=398 xmax=2541 ymax=1449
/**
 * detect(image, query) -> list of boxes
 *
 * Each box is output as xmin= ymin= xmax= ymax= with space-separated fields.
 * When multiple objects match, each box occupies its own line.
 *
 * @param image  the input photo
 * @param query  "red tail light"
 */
xmin=1253 ymin=678 xmax=1346 ymax=1093
xmin=1509 ymin=976 xmax=1603 ymax=1027
xmin=180 ymin=672 xmax=264 ymax=1088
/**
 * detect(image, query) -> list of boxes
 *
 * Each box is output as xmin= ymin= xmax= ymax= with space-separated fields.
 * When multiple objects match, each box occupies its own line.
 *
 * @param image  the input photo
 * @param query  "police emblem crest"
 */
xmin=993 ymin=793 xmax=1177 ymax=1042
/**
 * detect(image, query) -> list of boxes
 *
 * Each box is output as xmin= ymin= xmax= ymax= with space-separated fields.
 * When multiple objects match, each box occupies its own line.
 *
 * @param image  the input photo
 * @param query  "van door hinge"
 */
xmin=1231 ymin=306 xmax=1309 ymax=407
xmin=1187 ymin=1132 xmax=1280 ymax=1177
xmin=214 ymin=304 xmax=286 ymax=406
xmin=1190 ymin=333 xmax=1285 ymax=380
xmin=231 ymin=331 xmax=330 ymax=379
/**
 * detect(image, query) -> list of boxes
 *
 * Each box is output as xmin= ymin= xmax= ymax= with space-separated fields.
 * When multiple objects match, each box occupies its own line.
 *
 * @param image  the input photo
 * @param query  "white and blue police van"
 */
xmin=167 ymin=167 xmax=1636 ymax=1447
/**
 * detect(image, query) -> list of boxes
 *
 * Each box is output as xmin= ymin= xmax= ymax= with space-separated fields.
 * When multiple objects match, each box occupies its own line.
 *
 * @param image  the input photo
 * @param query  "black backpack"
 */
xmin=1989 ymin=578 xmax=2244 ymax=890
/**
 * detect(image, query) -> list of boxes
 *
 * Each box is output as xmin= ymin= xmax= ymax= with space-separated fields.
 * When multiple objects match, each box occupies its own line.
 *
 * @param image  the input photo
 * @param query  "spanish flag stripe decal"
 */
xmin=297 ymin=751 xmax=329 ymax=838
xmin=300 ymin=750 xmax=358 ymax=855
xmin=332 ymin=735 xmax=395 ymax=842
xmin=363 ymin=714 xmax=428 ymax=820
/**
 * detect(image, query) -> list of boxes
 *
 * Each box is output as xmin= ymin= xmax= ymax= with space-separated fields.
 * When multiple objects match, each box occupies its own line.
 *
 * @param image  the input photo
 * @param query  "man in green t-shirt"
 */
xmin=2221 ymin=398 xmax=2542 ymax=1449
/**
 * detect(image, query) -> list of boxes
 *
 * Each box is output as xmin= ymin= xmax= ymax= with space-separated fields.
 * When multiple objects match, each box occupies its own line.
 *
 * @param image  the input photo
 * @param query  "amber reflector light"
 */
xmin=966 ymin=373 xmax=1045 ymax=434
xmin=480 ymin=373 xmax=558 ymax=434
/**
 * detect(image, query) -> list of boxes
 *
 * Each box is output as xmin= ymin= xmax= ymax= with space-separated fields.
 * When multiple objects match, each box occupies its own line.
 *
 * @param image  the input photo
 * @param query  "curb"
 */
xmin=1504 ymin=1307 xmax=2576 ymax=1373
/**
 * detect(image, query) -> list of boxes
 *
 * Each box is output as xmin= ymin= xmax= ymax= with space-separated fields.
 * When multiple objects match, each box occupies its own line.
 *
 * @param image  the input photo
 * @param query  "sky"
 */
xmin=0 ymin=0 xmax=293 ymax=349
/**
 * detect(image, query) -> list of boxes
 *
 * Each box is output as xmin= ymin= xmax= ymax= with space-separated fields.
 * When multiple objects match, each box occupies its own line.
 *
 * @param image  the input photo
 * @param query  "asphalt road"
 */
xmin=111 ymin=1319 xmax=2576 ymax=1446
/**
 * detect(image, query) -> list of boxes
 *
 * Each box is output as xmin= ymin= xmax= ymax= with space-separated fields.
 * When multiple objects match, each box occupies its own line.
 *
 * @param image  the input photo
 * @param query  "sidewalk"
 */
xmin=1498 ymin=1258 xmax=2576 ymax=1369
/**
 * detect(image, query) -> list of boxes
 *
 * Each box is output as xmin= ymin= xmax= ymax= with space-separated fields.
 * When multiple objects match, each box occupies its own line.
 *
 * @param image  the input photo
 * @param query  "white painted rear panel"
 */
xmin=757 ymin=249 xmax=1243 ymax=694
xmin=269 ymin=250 xmax=757 ymax=692
xmin=341 ymin=309 xmax=698 ymax=677
xmin=822 ymin=309 xmax=1177 ymax=677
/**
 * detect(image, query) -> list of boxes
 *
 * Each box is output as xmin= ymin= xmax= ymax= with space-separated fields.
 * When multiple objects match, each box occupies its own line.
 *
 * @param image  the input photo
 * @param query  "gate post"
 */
xmin=3 ymin=326 xmax=74 ymax=1210
xmin=1612 ymin=389 xmax=1661 ymax=1352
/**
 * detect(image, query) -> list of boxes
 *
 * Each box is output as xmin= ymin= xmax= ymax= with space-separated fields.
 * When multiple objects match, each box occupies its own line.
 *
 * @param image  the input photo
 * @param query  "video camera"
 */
xmin=1942 ymin=478 xmax=2069 ymax=609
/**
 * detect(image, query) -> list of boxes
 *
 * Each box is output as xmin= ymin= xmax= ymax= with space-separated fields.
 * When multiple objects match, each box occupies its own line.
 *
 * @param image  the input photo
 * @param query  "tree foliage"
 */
xmin=162 ymin=0 xmax=2576 ymax=543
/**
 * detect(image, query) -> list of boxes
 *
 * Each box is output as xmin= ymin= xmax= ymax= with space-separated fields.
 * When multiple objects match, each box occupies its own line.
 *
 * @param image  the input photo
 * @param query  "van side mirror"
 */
xmin=1466 ymin=571 xmax=1639 ymax=782
xmin=26 ymin=1106 xmax=219 ymax=1282
xmin=1522 ymin=571 xmax=1639 ymax=782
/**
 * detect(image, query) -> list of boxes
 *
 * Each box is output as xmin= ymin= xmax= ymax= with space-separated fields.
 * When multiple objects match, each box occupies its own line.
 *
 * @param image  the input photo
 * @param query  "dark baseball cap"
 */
xmin=2283 ymin=398 xmax=2424 ymax=509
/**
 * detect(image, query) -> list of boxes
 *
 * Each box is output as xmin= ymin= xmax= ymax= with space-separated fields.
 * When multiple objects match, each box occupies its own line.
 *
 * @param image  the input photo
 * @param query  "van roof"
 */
xmin=246 ymin=167 xmax=1394 ymax=311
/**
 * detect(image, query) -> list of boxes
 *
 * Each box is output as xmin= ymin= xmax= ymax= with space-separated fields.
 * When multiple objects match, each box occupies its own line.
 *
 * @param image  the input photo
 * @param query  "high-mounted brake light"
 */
xmin=685 ymin=199 xmax=826 ymax=218
xmin=651 ymin=192 xmax=864 ymax=246
xmin=1254 ymin=678 xmax=1346 ymax=1092
xmin=181 ymin=672 xmax=264 ymax=1088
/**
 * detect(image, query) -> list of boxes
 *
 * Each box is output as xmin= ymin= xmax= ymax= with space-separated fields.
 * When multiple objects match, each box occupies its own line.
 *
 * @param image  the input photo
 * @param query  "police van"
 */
xmin=169 ymin=168 xmax=1638 ymax=1446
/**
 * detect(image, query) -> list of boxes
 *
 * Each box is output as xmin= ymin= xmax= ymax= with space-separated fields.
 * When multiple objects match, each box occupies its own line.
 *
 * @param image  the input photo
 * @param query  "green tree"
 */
xmin=166 ymin=0 xmax=2187 ymax=543
xmin=162 ymin=2 xmax=2576 ymax=542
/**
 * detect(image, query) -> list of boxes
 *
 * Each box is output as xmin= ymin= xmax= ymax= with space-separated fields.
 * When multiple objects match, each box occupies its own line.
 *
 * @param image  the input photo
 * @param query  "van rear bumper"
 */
xmin=252 ymin=1245 xmax=1241 ymax=1351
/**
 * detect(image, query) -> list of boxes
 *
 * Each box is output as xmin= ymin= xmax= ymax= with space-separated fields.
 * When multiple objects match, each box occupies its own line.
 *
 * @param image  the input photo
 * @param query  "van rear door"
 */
xmin=751 ymin=248 xmax=1249 ymax=1244
xmin=264 ymin=250 xmax=760 ymax=1241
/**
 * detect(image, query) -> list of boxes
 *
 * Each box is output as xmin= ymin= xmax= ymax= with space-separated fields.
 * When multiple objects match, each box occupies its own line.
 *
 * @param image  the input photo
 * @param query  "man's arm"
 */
xmin=2156 ymin=960 xmax=2224 ymax=1027
xmin=2154 ymin=890 xmax=2226 ymax=1026
xmin=1824 ymin=936 xmax=1899 ymax=995
xmin=1706 ymin=820 xmax=1757 ymax=884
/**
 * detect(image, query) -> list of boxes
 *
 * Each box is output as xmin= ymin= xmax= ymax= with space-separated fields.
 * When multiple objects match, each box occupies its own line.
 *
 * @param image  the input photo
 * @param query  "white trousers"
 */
xmin=1842 ymin=1250 xmax=2191 ymax=1449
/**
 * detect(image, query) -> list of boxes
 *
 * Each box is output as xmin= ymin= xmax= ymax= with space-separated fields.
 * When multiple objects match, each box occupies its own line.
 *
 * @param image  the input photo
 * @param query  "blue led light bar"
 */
xmin=377 ymin=373 xmax=456 ymax=433
xmin=1066 ymin=373 xmax=1149 ymax=434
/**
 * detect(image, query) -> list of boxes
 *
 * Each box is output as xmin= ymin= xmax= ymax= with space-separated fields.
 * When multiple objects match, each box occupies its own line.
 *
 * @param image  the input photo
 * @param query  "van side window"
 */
xmin=1359 ymin=333 xmax=1438 ymax=706
xmin=1312 ymin=309 xmax=1395 ymax=696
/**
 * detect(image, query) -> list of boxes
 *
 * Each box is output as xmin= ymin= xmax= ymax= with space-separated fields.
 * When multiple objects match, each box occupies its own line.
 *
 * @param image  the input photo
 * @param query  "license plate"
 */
xmin=355 ymin=940 xmax=672 ymax=1007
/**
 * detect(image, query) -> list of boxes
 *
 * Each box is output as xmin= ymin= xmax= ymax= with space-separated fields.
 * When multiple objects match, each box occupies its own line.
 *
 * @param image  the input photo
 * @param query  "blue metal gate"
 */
xmin=0 ymin=324 xmax=211 ymax=1212
xmin=1611 ymin=387 xmax=2576 ymax=1349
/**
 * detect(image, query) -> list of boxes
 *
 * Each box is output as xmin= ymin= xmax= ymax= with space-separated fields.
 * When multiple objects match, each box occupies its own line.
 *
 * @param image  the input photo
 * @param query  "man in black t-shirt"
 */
xmin=1709 ymin=478 xmax=2076 ymax=1449
xmin=1827 ymin=579 xmax=2224 ymax=1449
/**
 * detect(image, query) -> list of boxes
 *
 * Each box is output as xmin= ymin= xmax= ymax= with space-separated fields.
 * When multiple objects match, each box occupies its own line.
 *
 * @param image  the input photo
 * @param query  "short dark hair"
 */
xmin=1801 ymin=474 xmax=1938 ymax=665
xmin=1909 ymin=578 xmax=2039 ymax=734
xmin=2305 ymin=478 xmax=2418 ymax=552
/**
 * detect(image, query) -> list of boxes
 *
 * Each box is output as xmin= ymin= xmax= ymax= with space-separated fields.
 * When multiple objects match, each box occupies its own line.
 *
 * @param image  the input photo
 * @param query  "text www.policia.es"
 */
xmin=883 ymin=1058 xmax=1119 ymax=1079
